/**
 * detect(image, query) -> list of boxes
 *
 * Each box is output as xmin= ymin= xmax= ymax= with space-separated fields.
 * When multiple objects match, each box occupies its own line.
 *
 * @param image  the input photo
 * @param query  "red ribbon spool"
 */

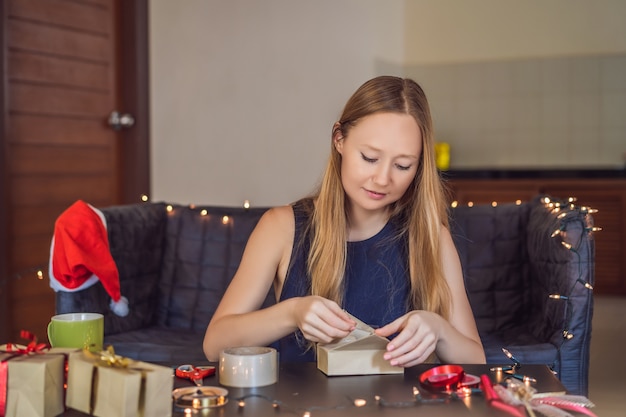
xmin=419 ymin=365 xmax=466 ymax=391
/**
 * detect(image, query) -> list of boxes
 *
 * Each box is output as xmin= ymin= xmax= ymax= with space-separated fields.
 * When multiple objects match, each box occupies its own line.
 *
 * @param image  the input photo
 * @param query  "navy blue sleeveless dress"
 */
xmin=278 ymin=199 xmax=411 ymax=362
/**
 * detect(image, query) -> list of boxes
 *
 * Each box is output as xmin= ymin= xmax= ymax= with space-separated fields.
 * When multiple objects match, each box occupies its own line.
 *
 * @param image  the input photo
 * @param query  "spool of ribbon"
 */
xmin=219 ymin=347 xmax=278 ymax=388
xmin=419 ymin=364 xmax=465 ymax=391
xmin=172 ymin=386 xmax=229 ymax=409
xmin=418 ymin=364 xmax=481 ymax=399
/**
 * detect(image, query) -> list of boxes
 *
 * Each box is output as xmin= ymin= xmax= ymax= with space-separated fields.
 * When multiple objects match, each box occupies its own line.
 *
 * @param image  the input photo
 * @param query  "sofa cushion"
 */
xmin=156 ymin=205 xmax=271 ymax=332
xmin=104 ymin=327 xmax=206 ymax=364
xmin=450 ymin=202 xmax=532 ymax=335
xmin=480 ymin=331 xmax=558 ymax=365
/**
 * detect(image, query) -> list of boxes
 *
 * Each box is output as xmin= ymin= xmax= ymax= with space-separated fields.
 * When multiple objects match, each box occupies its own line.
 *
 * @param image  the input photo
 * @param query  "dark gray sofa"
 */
xmin=54 ymin=195 xmax=594 ymax=395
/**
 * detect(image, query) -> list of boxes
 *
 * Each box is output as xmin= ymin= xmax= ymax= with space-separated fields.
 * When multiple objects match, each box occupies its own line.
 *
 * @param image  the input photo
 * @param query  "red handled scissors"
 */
xmin=175 ymin=364 xmax=216 ymax=386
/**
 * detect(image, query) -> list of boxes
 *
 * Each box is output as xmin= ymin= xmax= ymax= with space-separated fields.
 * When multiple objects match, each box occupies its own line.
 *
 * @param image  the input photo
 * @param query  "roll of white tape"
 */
xmin=219 ymin=347 xmax=278 ymax=387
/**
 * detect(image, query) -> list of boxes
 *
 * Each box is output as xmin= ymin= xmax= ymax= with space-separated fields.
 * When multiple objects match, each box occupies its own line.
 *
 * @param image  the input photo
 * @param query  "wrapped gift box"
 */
xmin=316 ymin=315 xmax=403 ymax=376
xmin=0 ymin=346 xmax=74 ymax=417
xmin=66 ymin=350 xmax=173 ymax=417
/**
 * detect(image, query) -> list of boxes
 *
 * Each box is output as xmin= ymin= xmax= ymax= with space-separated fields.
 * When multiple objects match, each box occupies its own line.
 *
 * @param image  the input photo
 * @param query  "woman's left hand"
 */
xmin=374 ymin=311 xmax=443 ymax=367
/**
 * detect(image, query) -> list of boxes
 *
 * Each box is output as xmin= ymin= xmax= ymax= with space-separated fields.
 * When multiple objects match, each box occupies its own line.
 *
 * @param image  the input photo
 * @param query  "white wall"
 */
xmin=150 ymin=0 xmax=626 ymax=205
xmin=404 ymin=0 xmax=626 ymax=64
xmin=401 ymin=0 xmax=626 ymax=169
xmin=149 ymin=0 xmax=405 ymax=206
xmin=405 ymin=54 xmax=626 ymax=168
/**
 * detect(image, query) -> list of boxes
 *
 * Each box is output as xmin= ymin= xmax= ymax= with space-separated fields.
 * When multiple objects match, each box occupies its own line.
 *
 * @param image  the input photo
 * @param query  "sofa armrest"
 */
xmin=525 ymin=196 xmax=595 ymax=395
xmin=56 ymin=202 xmax=168 ymax=336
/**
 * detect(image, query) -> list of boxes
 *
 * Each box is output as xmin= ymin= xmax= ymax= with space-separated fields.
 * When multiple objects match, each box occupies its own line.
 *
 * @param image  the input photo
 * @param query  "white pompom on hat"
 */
xmin=49 ymin=200 xmax=129 ymax=317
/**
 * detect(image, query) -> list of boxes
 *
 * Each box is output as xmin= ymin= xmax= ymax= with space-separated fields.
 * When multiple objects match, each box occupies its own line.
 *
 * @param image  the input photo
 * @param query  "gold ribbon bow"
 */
xmin=83 ymin=345 xmax=131 ymax=368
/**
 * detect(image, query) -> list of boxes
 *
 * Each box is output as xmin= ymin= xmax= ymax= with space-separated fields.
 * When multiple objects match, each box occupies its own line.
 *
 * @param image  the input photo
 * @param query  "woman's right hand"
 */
xmin=292 ymin=296 xmax=356 ymax=344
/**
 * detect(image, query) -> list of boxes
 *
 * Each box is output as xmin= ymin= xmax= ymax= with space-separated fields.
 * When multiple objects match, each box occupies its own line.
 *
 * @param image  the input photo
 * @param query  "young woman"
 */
xmin=203 ymin=76 xmax=485 ymax=366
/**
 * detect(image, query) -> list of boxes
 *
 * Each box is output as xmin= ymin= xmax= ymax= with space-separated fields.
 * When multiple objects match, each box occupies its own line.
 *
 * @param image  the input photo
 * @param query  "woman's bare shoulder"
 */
xmin=247 ymin=204 xmax=296 ymax=252
xmin=259 ymin=204 xmax=295 ymax=230
xmin=246 ymin=205 xmax=295 ymax=284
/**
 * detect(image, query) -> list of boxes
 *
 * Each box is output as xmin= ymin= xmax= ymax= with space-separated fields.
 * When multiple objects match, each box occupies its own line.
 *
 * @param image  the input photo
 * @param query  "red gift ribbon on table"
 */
xmin=0 ymin=330 xmax=49 ymax=416
xmin=481 ymin=374 xmax=527 ymax=417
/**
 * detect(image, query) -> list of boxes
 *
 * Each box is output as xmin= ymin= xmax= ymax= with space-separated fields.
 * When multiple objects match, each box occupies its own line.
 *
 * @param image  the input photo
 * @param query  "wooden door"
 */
xmin=0 ymin=0 xmax=149 ymax=343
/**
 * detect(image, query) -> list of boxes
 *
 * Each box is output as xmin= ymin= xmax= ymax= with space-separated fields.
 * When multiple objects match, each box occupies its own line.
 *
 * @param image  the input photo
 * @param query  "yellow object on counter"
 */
xmin=435 ymin=142 xmax=450 ymax=170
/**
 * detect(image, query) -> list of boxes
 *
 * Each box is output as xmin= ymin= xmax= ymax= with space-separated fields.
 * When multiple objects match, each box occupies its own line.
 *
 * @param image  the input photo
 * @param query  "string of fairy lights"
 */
xmin=176 ymin=384 xmax=478 ymax=416
xmin=219 ymin=388 xmax=472 ymax=416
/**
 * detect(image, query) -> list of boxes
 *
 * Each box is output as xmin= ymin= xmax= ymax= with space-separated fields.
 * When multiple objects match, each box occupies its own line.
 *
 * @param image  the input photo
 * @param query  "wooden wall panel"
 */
xmin=10 ymin=144 xmax=111 ymax=175
xmin=6 ymin=2 xmax=117 ymax=349
xmin=9 ymin=84 xmax=111 ymax=117
xmin=11 ymin=176 xmax=115 ymax=206
xmin=10 ymin=264 xmax=52 ymax=298
xmin=8 ymin=19 xmax=111 ymax=62
xmin=6 ymin=1 xmax=118 ymax=343
xmin=9 ymin=50 xmax=109 ymax=90
xmin=2 ymin=0 xmax=149 ymax=343
xmin=0 ymin=0 xmax=9 ymax=343
xmin=9 ymin=0 xmax=111 ymax=34
xmin=448 ymin=179 xmax=539 ymax=205
xmin=12 ymin=293 xmax=56 ymax=338
xmin=9 ymin=114 xmax=111 ymax=146
xmin=80 ymin=0 xmax=110 ymax=8
xmin=12 ymin=205 xmax=65 ymax=237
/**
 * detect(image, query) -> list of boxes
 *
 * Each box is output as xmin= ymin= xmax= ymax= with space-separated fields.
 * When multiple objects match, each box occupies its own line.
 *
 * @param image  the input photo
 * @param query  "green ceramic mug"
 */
xmin=47 ymin=312 xmax=104 ymax=351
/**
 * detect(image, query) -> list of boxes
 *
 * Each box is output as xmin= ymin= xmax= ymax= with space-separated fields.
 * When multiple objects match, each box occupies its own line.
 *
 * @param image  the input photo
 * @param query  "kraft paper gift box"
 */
xmin=66 ymin=349 xmax=173 ymax=417
xmin=0 ymin=346 xmax=74 ymax=417
xmin=316 ymin=315 xmax=403 ymax=376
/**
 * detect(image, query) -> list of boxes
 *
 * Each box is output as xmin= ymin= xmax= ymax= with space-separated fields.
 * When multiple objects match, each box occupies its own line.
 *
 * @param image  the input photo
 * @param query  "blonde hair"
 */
xmin=306 ymin=76 xmax=451 ymax=319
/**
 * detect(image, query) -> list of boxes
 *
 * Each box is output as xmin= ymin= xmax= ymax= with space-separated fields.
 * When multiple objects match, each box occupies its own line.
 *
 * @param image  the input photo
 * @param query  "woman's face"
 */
xmin=335 ymin=112 xmax=422 ymax=215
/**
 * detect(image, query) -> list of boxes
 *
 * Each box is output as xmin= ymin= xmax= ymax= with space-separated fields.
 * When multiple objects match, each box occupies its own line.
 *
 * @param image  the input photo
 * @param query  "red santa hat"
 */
xmin=49 ymin=200 xmax=129 ymax=317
